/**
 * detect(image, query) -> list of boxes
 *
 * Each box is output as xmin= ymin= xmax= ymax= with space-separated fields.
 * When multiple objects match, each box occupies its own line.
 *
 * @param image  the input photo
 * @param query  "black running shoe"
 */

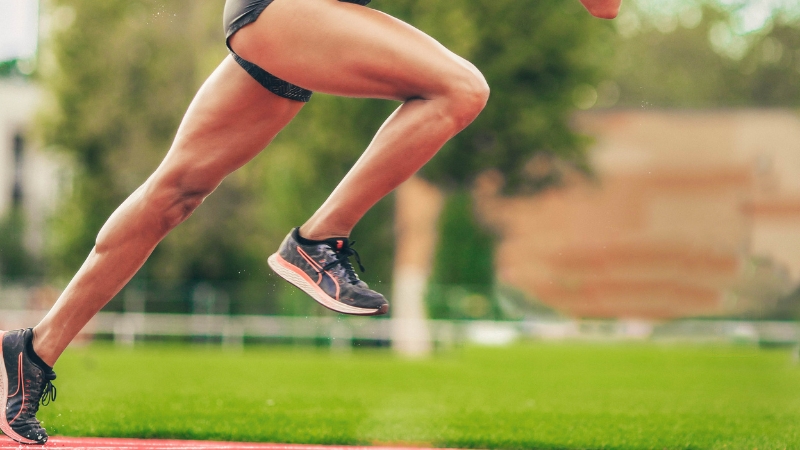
xmin=0 ymin=328 xmax=56 ymax=445
xmin=268 ymin=228 xmax=389 ymax=316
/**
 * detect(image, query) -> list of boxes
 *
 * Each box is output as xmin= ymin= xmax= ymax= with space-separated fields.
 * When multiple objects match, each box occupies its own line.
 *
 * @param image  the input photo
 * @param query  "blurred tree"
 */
xmin=607 ymin=1 xmax=800 ymax=108
xmin=42 ymin=1 xmax=226 ymax=278
xmin=41 ymin=0 xmax=278 ymax=311
xmin=0 ymin=208 xmax=40 ymax=281
xmin=427 ymin=191 xmax=498 ymax=320
xmin=415 ymin=0 xmax=613 ymax=191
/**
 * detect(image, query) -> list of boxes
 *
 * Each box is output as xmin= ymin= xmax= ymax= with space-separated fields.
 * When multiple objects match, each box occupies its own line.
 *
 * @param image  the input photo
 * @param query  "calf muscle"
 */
xmin=33 ymin=57 xmax=303 ymax=365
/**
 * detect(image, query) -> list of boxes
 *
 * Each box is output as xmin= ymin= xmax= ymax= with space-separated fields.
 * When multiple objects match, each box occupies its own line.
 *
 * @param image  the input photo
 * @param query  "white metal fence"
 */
xmin=1 ymin=309 xmax=798 ymax=349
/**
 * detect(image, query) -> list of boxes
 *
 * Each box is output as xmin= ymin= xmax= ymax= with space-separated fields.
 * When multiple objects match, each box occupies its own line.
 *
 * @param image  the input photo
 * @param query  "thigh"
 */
xmin=228 ymin=0 xmax=480 ymax=101
xmin=152 ymin=56 xmax=304 ymax=188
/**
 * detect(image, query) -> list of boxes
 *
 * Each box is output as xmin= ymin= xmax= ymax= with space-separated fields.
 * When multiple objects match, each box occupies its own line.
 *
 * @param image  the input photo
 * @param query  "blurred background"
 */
xmin=1 ymin=0 xmax=799 ymax=353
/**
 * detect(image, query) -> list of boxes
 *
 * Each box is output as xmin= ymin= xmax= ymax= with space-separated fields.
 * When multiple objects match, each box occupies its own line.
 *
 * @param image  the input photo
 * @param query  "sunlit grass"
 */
xmin=39 ymin=341 xmax=800 ymax=449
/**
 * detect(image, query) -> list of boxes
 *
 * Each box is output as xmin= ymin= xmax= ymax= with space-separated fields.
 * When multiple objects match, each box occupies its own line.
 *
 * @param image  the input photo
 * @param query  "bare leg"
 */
xmin=230 ymin=0 xmax=490 ymax=240
xmin=32 ymin=58 xmax=304 ymax=366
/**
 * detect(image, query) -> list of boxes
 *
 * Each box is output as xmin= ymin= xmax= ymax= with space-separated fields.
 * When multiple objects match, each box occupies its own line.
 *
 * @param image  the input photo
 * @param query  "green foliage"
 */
xmin=427 ymin=192 xmax=498 ymax=319
xmin=41 ymin=343 xmax=800 ymax=449
xmin=0 ymin=60 xmax=23 ymax=78
xmin=0 ymin=207 xmax=40 ymax=280
xmin=405 ymin=0 xmax=614 ymax=192
xmin=42 ymin=0 xmax=228 ymax=279
xmin=770 ymin=287 xmax=800 ymax=320
xmin=609 ymin=2 xmax=800 ymax=107
xmin=0 ymin=60 xmax=15 ymax=76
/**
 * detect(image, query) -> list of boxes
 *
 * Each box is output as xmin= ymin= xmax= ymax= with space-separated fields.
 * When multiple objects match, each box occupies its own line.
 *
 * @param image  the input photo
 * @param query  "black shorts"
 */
xmin=223 ymin=0 xmax=372 ymax=102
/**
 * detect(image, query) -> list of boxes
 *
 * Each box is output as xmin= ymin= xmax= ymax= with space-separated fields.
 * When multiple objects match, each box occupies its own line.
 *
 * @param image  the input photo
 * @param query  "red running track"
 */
xmin=0 ymin=436 xmax=449 ymax=449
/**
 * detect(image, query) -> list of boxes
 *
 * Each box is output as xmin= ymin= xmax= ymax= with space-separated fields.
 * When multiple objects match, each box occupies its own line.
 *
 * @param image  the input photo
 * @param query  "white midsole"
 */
xmin=268 ymin=253 xmax=380 ymax=316
xmin=0 ymin=331 xmax=39 ymax=445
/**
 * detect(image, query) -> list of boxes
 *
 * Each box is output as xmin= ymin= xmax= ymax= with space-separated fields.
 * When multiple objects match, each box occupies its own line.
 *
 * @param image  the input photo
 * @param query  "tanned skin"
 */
xmin=579 ymin=0 xmax=622 ymax=19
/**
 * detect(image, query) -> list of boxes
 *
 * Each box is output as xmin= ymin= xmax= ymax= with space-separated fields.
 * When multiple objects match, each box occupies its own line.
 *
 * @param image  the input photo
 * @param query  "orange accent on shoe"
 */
xmin=9 ymin=353 xmax=25 ymax=424
xmin=289 ymin=250 xmax=340 ymax=301
xmin=328 ymin=268 xmax=341 ymax=301
xmin=296 ymin=248 xmax=323 ymax=284
xmin=297 ymin=248 xmax=322 ymax=271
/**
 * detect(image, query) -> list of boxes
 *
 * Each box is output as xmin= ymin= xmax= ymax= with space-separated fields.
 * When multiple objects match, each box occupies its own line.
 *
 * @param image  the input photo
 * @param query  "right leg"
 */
xmin=230 ymin=0 xmax=490 ymax=240
xmin=230 ymin=0 xmax=489 ymax=315
xmin=31 ymin=57 xmax=304 ymax=367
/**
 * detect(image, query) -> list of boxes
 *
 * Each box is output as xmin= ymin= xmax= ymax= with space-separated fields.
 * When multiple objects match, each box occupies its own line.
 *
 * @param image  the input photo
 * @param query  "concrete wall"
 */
xmin=0 ymin=78 xmax=69 ymax=256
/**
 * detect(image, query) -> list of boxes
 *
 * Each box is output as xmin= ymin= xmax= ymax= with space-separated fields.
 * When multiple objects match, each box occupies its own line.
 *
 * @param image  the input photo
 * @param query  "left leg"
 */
xmin=32 ymin=57 xmax=304 ymax=368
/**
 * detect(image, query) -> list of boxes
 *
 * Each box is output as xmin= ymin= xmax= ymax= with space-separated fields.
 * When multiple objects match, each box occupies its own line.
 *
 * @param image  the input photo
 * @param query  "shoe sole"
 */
xmin=0 ymin=330 xmax=42 ymax=445
xmin=268 ymin=253 xmax=389 ymax=316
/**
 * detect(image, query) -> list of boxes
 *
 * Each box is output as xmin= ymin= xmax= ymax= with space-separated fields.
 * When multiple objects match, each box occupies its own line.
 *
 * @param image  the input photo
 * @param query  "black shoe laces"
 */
xmin=40 ymin=371 xmax=57 ymax=406
xmin=322 ymin=241 xmax=365 ymax=284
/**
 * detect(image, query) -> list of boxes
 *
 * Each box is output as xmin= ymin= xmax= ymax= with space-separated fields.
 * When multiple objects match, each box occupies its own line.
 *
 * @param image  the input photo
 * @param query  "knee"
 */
xmin=445 ymin=67 xmax=490 ymax=130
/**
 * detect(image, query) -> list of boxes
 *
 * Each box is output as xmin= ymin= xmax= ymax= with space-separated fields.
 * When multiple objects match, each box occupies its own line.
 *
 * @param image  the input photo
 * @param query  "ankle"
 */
xmin=298 ymin=224 xmax=349 ymax=242
xmin=31 ymin=327 xmax=58 ymax=368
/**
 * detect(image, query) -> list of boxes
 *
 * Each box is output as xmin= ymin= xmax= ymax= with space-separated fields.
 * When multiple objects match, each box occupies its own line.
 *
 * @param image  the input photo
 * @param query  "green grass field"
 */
xmin=39 ymin=342 xmax=800 ymax=449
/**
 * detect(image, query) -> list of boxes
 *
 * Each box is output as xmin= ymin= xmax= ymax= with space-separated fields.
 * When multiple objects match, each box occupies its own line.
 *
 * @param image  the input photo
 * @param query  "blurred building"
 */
xmin=0 ymin=0 xmax=39 ymax=62
xmin=477 ymin=110 xmax=800 ymax=319
xmin=0 ymin=78 xmax=68 ymax=259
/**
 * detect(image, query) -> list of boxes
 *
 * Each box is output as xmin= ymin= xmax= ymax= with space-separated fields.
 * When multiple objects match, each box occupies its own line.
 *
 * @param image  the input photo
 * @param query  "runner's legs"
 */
xmin=230 ymin=0 xmax=489 ymax=239
xmin=33 ymin=0 xmax=488 ymax=364
xmin=32 ymin=57 xmax=304 ymax=366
